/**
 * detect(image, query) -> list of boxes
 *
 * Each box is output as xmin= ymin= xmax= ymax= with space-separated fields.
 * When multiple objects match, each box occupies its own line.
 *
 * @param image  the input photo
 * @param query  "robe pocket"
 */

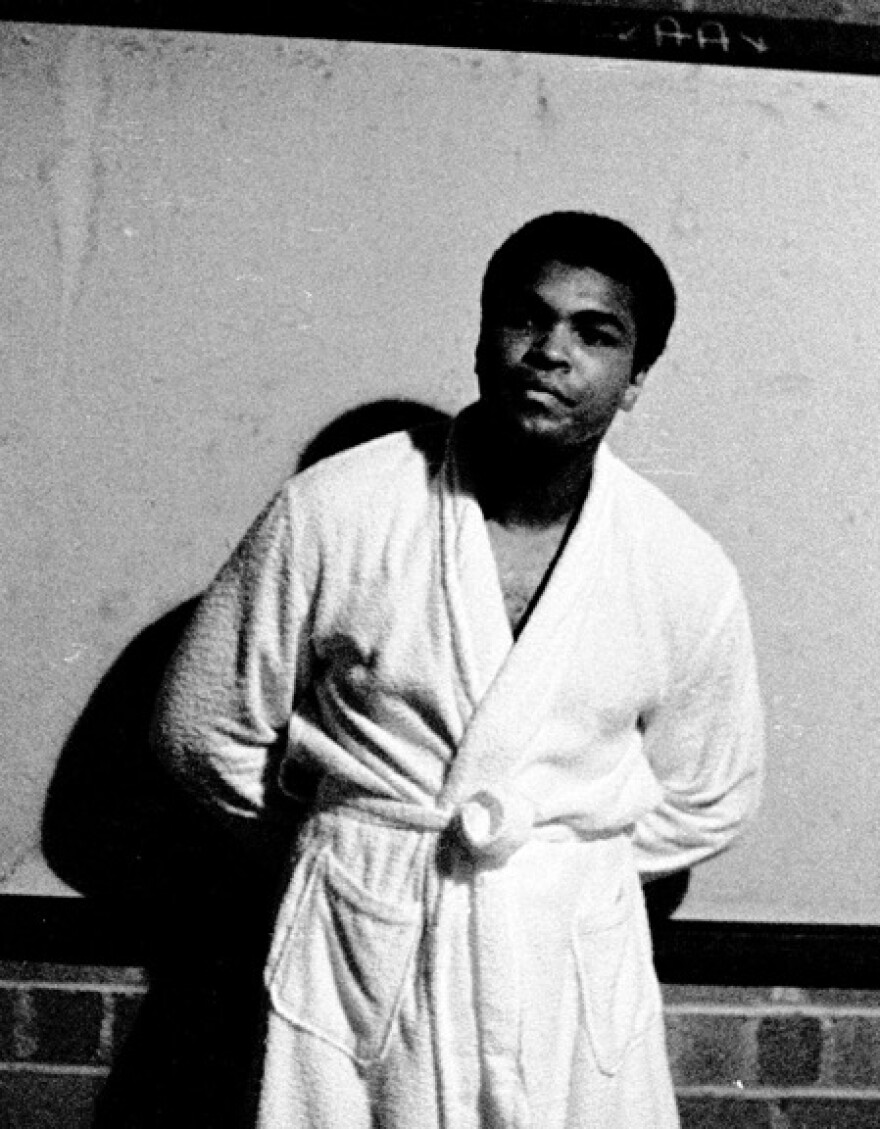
xmin=571 ymin=881 xmax=656 ymax=1077
xmin=267 ymin=847 xmax=421 ymax=1068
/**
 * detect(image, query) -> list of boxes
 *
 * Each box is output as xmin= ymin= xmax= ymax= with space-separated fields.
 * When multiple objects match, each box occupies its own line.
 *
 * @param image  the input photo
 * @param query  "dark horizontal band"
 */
xmin=5 ymin=3 xmax=880 ymax=77
xmin=1 ymin=894 xmax=878 ymax=988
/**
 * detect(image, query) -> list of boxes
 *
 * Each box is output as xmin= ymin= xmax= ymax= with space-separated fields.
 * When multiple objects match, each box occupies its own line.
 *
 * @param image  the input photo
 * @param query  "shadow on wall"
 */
xmin=44 ymin=594 xmax=281 ymax=1129
xmin=295 ymin=398 xmax=451 ymax=472
xmin=41 ymin=398 xmax=451 ymax=1129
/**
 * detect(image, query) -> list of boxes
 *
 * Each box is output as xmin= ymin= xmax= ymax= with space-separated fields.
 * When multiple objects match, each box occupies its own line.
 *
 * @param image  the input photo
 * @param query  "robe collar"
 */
xmin=438 ymin=405 xmax=615 ymax=806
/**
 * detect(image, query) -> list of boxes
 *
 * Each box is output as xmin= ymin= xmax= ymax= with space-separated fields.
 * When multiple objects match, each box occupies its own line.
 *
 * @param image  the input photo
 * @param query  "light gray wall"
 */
xmin=2 ymin=24 xmax=879 ymax=921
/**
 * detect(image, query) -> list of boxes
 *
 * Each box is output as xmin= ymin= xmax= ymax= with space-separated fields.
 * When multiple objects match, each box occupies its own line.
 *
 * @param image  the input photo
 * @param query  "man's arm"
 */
xmin=633 ymin=581 xmax=765 ymax=879
xmin=151 ymin=486 xmax=313 ymax=825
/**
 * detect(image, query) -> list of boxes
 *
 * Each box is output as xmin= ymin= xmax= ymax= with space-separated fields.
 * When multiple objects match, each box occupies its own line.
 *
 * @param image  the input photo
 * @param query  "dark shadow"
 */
xmin=40 ymin=398 xmax=451 ymax=1129
xmin=43 ymin=598 xmax=289 ymax=1129
xmin=644 ymin=869 xmax=691 ymax=925
xmin=295 ymin=397 xmax=451 ymax=472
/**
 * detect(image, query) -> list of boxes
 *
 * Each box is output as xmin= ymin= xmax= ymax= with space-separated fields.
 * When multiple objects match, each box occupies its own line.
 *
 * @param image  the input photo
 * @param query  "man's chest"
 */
xmin=486 ymin=519 xmax=573 ymax=634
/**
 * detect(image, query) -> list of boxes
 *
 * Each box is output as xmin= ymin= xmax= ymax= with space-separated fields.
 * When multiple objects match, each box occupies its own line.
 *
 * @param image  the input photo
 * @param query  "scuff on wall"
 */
xmin=51 ymin=28 xmax=106 ymax=375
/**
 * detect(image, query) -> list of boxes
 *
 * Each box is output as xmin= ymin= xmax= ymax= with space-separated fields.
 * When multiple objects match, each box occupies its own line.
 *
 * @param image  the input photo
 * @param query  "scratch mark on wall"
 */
xmin=51 ymin=28 xmax=105 ymax=377
xmin=670 ymin=192 xmax=701 ymax=242
xmin=536 ymin=75 xmax=554 ymax=127
xmin=751 ymin=99 xmax=784 ymax=121
xmin=812 ymin=99 xmax=837 ymax=119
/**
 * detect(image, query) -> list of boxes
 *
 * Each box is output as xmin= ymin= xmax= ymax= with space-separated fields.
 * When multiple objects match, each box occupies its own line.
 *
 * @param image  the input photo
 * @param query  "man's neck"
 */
xmin=469 ymin=417 xmax=598 ymax=531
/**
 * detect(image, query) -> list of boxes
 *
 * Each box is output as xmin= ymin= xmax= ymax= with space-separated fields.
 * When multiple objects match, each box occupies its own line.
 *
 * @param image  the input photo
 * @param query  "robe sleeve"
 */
xmin=151 ymin=485 xmax=314 ymax=824
xmin=632 ymin=579 xmax=764 ymax=878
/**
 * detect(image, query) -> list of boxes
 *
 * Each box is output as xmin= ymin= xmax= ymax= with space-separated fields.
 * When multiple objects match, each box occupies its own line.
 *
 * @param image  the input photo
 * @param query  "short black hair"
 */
xmin=479 ymin=211 xmax=676 ymax=372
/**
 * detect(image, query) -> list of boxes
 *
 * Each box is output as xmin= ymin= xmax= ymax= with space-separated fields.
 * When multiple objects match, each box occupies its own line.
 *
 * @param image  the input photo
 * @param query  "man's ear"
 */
xmin=621 ymin=368 xmax=649 ymax=413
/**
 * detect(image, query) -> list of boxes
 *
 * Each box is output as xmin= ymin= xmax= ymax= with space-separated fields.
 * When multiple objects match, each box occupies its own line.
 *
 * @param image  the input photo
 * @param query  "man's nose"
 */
xmin=531 ymin=322 xmax=571 ymax=365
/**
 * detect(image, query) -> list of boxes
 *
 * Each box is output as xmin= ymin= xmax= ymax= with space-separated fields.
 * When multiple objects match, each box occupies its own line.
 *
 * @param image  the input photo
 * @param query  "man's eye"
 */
xmin=574 ymin=325 xmax=620 ymax=348
xmin=505 ymin=307 xmax=540 ymax=331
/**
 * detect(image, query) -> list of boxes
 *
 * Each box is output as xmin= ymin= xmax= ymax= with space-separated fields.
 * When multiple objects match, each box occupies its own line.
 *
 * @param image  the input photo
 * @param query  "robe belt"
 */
xmin=315 ymin=780 xmax=539 ymax=864
xmin=313 ymin=783 xmax=564 ymax=1129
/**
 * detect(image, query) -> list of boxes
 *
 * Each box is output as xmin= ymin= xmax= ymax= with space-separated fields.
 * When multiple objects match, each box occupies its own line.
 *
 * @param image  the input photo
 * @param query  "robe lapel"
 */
xmin=438 ymin=417 xmax=512 ymax=715
xmin=438 ymin=417 xmax=616 ymax=807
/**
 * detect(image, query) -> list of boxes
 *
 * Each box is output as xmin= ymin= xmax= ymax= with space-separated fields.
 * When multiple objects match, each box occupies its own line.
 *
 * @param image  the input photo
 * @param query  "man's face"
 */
xmin=477 ymin=260 xmax=644 ymax=449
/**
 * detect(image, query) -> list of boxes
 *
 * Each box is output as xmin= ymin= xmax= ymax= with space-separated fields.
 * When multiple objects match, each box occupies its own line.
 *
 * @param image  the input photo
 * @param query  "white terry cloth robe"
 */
xmin=153 ymin=406 xmax=764 ymax=1129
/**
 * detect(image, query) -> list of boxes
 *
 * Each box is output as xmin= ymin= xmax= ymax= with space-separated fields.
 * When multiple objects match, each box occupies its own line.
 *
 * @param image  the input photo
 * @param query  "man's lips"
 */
xmin=512 ymin=375 xmax=571 ymax=405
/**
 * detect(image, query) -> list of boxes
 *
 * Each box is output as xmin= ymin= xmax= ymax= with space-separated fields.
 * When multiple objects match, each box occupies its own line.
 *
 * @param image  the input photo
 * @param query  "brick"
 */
xmin=825 ymin=1016 xmax=880 ymax=1088
xmin=667 ymin=1012 xmax=753 ymax=1088
xmin=842 ymin=0 xmax=880 ymax=23
xmin=28 ymin=990 xmax=106 ymax=1066
xmin=758 ymin=1016 xmax=823 ymax=1087
xmin=0 ymin=963 xmax=146 ymax=988
xmin=0 ymin=1069 xmax=106 ymax=1129
xmin=769 ymin=988 xmax=813 ymax=1006
xmin=664 ymin=985 xmax=880 ymax=1010
xmin=790 ymin=988 xmax=880 ymax=1009
xmin=0 ymin=990 xmax=17 ymax=1061
xmin=12 ymin=993 xmax=37 ymax=1061
xmin=662 ymin=984 xmax=774 ymax=1007
xmin=779 ymin=1098 xmax=880 ymax=1128
xmin=110 ymin=992 xmax=145 ymax=1058
xmin=678 ymin=1095 xmax=775 ymax=1129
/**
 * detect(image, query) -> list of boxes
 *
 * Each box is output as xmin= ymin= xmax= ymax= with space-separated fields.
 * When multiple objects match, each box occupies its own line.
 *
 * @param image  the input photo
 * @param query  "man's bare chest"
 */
xmin=486 ymin=519 xmax=572 ymax=634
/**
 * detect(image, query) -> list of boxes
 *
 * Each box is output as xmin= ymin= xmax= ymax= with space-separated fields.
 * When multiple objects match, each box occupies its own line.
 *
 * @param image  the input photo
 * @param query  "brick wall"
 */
xmin=667 ymin=985 xmax=880 ymax=1127
xmin=2 ymin=961 xmax=880 ymax=1128
xmin=0 ymin=962 xmax=146 ymax=1129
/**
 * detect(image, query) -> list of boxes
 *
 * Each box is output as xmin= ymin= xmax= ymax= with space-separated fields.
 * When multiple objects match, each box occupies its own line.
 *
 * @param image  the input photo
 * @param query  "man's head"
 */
xmin=475 ymin=212 xmax=676 ymax=450
xmin=479 ymin=211 xmax=676 ymax=374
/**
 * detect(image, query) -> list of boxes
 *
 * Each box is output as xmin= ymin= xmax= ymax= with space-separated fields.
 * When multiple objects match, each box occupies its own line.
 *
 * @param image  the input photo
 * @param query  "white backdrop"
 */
xmin=2 ymin=24 xmax=879 ymax=920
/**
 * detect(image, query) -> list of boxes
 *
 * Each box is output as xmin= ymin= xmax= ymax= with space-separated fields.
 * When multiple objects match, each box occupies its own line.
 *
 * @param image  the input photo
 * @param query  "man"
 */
xmin=153 ymin=211 xmax=764 ymax=1129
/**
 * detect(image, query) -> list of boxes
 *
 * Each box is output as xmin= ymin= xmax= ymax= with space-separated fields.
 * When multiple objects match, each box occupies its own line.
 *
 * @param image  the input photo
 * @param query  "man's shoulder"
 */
xmin=605 ymin=448 xmax=742 ymax=605
xmin=287 ymin=420 xmax=449 ymax=514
